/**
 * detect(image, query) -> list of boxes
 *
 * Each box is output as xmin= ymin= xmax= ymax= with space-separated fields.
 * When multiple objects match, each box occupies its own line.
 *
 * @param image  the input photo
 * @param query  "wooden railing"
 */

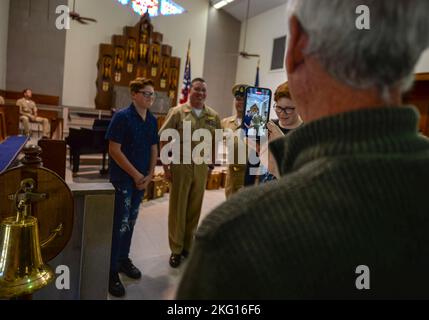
xmin=4 ymin=91 xmax=59 ymax=106
xmin=0 ymin=104 xmax=20 ymax=137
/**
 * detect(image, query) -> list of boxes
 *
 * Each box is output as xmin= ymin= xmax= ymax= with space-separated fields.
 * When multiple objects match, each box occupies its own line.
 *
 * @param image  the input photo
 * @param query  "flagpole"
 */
xmin=187 ymin=40 xmax=191 ymax=56
xmin=180 ymin=39 xmax=192 ymax=104
xmin=255 ymin=58 xmax=260 ymax=87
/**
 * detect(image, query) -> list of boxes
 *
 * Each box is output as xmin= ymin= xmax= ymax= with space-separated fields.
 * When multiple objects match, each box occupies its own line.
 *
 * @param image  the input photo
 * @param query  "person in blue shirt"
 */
xmin=243 ymin=110 xmax=253 ymax=136
xmin=105 ymin=77 xmax=159 ymax=297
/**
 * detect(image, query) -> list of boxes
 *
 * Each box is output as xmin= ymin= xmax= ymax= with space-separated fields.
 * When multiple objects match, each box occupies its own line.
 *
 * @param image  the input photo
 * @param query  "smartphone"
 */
xmin=242 ymin=86 xmax=272 ymax=139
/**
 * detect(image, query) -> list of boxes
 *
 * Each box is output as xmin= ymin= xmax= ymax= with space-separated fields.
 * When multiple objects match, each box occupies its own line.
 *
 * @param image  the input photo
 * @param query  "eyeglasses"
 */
xmin=275 ymin=104 xmax=296 ymax=114
xmin=138 ymin=91 xmax=155 ymax=98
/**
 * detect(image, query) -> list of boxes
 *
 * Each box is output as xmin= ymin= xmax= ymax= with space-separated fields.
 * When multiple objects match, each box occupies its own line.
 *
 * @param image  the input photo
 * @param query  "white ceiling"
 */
xmin=218 ymin=0 xmax=288 ymax=22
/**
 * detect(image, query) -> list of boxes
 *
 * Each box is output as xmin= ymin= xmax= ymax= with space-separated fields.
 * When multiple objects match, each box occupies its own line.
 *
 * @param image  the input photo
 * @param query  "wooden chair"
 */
xmin=0 ymin=104 xmax=20 ymax=136
xmin=38 ymin=139 xmax=67 ymax=179
xmin=0 ymin=111 xmax=7 ymax=142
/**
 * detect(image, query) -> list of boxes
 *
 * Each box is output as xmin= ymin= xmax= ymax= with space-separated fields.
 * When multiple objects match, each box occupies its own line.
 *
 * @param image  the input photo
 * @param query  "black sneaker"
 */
xmin=169 ymin=253 xmax=182 ymax=268
xmin=109 ymin=273 xmax=125 ymax=297
xmin=119 ymin=258 xmax=142 ymax=279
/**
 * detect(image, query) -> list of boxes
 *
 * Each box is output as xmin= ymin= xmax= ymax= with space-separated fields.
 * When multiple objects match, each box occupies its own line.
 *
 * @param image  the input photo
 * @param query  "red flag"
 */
xmin=179 ymin=40 xmax=192 ymax=104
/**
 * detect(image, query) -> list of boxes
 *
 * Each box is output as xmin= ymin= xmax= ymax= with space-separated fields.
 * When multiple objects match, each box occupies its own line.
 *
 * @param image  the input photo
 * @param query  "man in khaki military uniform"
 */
xmin=221 ymin=84 xmax=248 ymax=199
xmin=16 ymin=89 xmax=50 ymax=138
xmin=0 ymin=96 xmax=5 ymax=105
xmin=159 ymin=78 xmax=221 ymax=268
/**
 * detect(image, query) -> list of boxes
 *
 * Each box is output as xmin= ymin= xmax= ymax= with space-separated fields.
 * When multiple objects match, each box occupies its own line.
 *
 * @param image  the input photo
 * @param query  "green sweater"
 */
xmin=177 ymin=106 xmax=429 ymax=299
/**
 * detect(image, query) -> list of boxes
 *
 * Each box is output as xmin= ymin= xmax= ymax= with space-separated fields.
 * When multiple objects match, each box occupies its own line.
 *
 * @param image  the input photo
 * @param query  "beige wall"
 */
xmin=235 ymin=3 xmax=288 ymax=99
xmin=0 ymin=0 xmax=10 ymax=90
xmin=62 ymin=0 xmax=209 ymax=108
xmin=62 ymin=0 xmax=140 ymax=108
xmin=203 ymin=6 xmax=241 ymax=119
xmin=7 ymin=0 xmax=66 ymax=97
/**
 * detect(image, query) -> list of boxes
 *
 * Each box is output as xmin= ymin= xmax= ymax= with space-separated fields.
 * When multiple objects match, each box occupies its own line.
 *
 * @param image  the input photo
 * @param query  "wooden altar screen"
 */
xmin=95 ymin=13 xmax=181 ymax=118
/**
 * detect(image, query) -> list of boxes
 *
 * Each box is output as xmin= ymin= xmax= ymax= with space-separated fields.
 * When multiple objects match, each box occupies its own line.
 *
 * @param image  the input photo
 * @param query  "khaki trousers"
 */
xmin=168 ymin=163 xmax=208 ymax=254
xmin=225 ymin=164 xmax=246 ymax=199
xmin=20 ymin=115 xmax=50 ymax=137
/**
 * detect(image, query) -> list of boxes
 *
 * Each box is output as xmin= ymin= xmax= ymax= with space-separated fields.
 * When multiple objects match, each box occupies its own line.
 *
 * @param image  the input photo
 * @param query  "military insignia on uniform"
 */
xmin=206 ymin=119 xmax=217 ymax=128
xmin=232 ymin=84 xmax=248 ymax=97
xmin=206 ymin=116 xmax=217 ymax=128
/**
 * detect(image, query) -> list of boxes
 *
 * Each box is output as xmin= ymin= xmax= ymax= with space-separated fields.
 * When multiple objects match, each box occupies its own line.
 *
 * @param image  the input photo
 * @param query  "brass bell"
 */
xmin=0 ymin=179 xmax=59 ymax=299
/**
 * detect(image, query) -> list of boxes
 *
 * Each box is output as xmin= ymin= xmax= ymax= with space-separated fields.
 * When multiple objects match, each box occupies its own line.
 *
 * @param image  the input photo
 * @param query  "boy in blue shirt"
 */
xmin=105 ymin=78 xmax=158 ymax=297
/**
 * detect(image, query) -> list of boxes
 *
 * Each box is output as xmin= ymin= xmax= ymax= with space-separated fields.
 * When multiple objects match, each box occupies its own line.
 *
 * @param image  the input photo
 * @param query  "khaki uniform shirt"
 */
xmin=221 ymin=115 xmax=247 ymax=167
xmin=221 ymin=115 xmax=241 ymax=132
xmin=159 ymin=103 xmax=221 ymax=164
xmin=221 ymin=115 xmax=247 ymax=198
xmin=0 ymin=96 xmax=4 ymax=105
xmin=16 ymin=98 xmax=37 ymax=117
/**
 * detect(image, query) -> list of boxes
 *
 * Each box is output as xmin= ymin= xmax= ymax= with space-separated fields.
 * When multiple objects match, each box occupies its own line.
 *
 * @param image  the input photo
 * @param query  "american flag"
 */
xmin=180 ymin=40 xmax=191 ymax=104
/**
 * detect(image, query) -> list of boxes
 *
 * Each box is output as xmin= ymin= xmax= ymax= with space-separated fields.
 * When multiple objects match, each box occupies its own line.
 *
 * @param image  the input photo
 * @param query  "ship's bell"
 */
xmin=0 ymin=197 xmax=54 ymax=298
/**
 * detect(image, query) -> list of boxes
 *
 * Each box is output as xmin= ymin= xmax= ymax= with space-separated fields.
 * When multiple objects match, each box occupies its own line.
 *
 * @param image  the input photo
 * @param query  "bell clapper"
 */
xmin=15 ymin=200 xmax=27 ymax=224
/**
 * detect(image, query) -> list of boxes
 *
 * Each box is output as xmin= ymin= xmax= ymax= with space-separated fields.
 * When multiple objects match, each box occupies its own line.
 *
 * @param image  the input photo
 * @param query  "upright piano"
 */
xmin=65 ymin=119 xmax=111 ymax=174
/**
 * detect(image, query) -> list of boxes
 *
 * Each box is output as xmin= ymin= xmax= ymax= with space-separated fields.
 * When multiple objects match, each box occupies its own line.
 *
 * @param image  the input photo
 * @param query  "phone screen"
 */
xmin=242 ymin=87 xmax=272 ymax=138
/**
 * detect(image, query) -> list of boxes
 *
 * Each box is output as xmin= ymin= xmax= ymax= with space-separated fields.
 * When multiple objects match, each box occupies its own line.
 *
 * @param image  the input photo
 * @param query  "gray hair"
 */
xmin=287 ymin=0 xmax=429 ymax=99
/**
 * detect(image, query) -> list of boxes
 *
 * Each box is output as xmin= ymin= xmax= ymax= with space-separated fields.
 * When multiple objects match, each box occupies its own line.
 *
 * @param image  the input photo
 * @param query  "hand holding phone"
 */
xmin=267 ymin=120 xmax=285 ymax=141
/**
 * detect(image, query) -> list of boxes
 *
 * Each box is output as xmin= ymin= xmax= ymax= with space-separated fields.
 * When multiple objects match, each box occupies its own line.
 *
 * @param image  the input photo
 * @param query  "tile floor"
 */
xmin=110 ymin=189 xmax=226 ymax=300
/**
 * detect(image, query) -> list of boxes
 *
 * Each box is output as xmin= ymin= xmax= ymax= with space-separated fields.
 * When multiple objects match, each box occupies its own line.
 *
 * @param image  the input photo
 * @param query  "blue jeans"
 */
xmin=110 ymin=182 xmax=145 ymax=274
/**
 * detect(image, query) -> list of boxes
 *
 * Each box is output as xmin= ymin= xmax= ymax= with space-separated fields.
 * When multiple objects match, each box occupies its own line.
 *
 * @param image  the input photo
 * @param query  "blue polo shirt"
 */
xmin=106 ymin=104 xmax=158 ymax=183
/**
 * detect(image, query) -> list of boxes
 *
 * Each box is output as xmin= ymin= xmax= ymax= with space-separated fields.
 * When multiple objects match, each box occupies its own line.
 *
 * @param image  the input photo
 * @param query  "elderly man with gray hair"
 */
xmin=177 ymin=0 xmax=429 ymax=299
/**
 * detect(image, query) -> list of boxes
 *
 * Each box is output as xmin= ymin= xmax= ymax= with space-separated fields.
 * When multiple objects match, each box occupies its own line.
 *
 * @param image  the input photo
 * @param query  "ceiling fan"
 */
xmin=69 ymin=0 xmax=97 ymax=25
xmin=236 ymin=0 xmax=260 ymax=59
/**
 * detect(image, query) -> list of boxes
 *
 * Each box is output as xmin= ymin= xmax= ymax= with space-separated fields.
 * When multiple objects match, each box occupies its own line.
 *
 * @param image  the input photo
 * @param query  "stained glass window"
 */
xmin=160 ymin=0 xmax=186 ymax=16
xmin=116 ymin=0 xmax=185 ymax=17
xmin=132 ymin=0 xmax=159 ymax=17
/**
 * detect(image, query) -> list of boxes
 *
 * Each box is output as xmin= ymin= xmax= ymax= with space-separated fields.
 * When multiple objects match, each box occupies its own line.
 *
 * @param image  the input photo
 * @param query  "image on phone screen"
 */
xmin=242 ymin=87 xmax=272 ymax=138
